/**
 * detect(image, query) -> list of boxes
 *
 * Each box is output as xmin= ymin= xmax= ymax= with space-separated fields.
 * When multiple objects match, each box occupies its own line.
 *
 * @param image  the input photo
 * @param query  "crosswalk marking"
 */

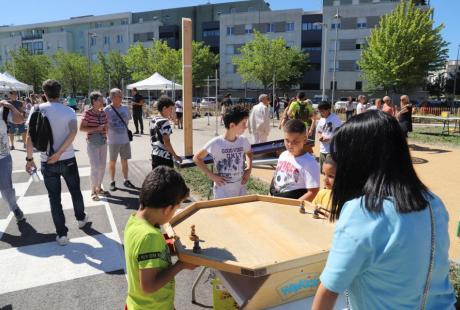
xmin=0 ymin=167 xmax=126 ymax=295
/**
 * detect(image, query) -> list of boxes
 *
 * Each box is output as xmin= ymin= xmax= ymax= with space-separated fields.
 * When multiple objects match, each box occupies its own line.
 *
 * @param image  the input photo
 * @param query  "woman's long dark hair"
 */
xmin=329 ymin=110 xmax=430 ymax=222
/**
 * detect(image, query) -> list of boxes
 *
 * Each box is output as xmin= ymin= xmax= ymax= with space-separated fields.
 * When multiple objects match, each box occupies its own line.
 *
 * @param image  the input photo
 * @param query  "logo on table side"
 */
xmin=276 ymin=273 xmax=320 ymax=301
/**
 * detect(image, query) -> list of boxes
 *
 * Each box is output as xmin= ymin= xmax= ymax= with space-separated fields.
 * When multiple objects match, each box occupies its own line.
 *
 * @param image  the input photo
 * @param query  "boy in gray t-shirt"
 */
xmin=193 ymin=105 xmax=253 ymax=199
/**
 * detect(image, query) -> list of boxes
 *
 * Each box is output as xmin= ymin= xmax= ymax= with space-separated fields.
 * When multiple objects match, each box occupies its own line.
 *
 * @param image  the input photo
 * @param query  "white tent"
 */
xmin=127 ymin=72 xmax=182 ymax=91
xmin=0 ymin=72 xmax=33 ymax=91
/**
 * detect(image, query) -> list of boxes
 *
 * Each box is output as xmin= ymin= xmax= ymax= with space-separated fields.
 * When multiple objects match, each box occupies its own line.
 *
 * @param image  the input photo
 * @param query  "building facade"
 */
xmin=322 ymin=0 xmax=429 ymax=94
xmin=0 ymin=0 xmax=269 ymax=66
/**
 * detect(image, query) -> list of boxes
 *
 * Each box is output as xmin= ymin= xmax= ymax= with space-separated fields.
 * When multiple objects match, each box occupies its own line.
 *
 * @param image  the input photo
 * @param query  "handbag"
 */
xmin=111 ymin=105 xmax=133 ymax=142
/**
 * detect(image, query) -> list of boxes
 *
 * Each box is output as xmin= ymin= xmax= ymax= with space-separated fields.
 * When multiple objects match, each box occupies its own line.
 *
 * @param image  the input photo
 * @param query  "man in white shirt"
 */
xmin=248 ymin=94 xmax=271 ymax=143
xmin=316 ymin=101 xmax=342 ymax=172
xmin=25 ymin=79 xmax=87 ymax=246
xmin=356 ymin=95 xmax=367 ymax=115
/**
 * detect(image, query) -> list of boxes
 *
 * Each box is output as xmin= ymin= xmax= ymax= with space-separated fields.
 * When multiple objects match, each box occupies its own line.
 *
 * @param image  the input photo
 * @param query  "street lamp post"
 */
xmin=332 ymin=9 xmax=340 ymax=105
xmin=453 ymin=44 xmax=460 ymax=99
xmin=87 ymin=32 xmax=97 ymax=97
xmin=315 ymin=22 xmax=328 ymax=101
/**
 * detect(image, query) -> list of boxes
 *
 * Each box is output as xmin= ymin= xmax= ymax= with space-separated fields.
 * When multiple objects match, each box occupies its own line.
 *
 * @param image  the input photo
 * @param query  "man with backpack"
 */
xmin=25 ymin=79 xmax=87 ymax=246
xmin=288 ymin=92 xmax=317 ymax=142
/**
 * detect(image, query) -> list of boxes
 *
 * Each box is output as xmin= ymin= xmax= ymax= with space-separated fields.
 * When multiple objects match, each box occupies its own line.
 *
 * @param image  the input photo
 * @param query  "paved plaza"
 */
xmin=1 ymin=114 xmax=459 ymax=309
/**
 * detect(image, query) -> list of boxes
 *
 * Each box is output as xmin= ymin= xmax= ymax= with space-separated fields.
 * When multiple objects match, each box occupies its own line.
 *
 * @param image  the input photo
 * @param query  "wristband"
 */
xmin=26 ymin=157 xmax=34 ymax=162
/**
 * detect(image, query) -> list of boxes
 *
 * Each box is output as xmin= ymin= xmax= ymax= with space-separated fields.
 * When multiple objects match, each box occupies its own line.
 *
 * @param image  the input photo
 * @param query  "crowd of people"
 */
xmin=0 ymin=81 xmax=456 ymax=309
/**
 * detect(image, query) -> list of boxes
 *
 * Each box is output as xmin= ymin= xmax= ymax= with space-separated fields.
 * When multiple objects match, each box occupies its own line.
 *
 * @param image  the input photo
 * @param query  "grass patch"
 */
xmin=409 ymin=126 xmax=460 ymax=148
xmin=178 ymin=166 xmax=269 ymax=200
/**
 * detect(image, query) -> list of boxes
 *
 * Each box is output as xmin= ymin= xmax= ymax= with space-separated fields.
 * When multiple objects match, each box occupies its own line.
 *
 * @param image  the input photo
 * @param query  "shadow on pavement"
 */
xmin=408 ymin=144 xmax=451 ymax=154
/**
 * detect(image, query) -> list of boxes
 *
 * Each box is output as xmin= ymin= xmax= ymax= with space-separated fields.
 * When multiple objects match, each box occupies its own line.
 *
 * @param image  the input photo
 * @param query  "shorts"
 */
xmin=7 ymin=122 xmax=26 ymax=134
xmin=151 ymin=155 xmax=174 ymax=169
xmin=109 ymin=143 xmax=132 ymax=161
xmin=176 ymin=112 xmax=183 ymax=119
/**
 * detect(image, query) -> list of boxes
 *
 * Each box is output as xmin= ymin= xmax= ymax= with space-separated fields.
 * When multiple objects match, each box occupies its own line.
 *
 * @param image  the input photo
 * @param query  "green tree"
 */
xmin=359 ymin=0 xmax=448 ymax=93
xmin=4 ymin=48 xmax=51 ymax=93
xmin=96 ymin=51 xmax=130 ymax=90
xmin=125 ymin=44 xmax=151 ymax=81
xmin=149 ymin=40 xmax=182 ymax=82
xmin=192 ymin=41 xmax=219 ymax=87
xmin=49 ymin=51 xmax=89 ymax=96
xmin=232 ymin=31 xmax=308 ymax=90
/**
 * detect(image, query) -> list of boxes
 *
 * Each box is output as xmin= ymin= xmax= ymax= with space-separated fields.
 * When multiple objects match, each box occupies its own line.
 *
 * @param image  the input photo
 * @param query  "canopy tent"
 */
xmin=0 ymin=72 xmax=33 ymax=91
xmin=126 ymin=72 xmax=182 ymax=91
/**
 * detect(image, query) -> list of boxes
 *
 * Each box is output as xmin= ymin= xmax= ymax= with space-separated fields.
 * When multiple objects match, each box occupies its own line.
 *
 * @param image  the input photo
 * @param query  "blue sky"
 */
xmin=2 ymin=0 xmax=458 ymax=59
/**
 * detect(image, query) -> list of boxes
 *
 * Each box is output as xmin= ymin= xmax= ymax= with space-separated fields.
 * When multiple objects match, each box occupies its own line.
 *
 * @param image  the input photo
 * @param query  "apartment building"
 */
xmin=0 ymin=0 xmax=269 ymax=66
xmin=322 ymin=0 xmax=429 ymax=92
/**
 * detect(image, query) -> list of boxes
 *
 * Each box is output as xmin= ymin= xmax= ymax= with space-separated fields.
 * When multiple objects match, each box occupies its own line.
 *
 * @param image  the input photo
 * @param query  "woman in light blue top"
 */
xmin=312 ymin=110 xmax=456 ymax=310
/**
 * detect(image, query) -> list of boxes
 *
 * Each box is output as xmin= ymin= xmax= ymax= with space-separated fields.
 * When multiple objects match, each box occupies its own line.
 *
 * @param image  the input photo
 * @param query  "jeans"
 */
xmin=41 ymin=157 xmax=86 ymax=237
xmin=0 ymin=155 xmax=19 ymax=213
xmin=87 ymin=143 xmax=107 ymax=189
xmin=132 ymin=110 xmax=143 ymax=133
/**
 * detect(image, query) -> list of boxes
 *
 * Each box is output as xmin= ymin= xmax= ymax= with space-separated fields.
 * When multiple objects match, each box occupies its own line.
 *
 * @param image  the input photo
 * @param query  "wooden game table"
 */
xmin=163 ymin=195 xmax=339 ymax=309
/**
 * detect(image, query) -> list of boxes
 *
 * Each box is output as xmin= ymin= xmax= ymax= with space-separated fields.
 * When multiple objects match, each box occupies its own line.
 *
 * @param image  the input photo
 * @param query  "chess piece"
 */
xmin=193 ymin=240 xmax=202 ymax=254
xmin=299 ymin=201 xmax=306 ymax=214
xmin=189 ymin=225 xmax=199 ymax=241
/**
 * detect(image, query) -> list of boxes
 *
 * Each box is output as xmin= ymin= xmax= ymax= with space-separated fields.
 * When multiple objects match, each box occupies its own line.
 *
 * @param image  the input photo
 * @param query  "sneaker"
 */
xmin=56 ymin=235 xmax=69 ymax=246
xmin=10 ymin=145 xmax=15 ymax=150
xmin=77 ymin=215 xmax=89 ymax=229
xmin=124 ymin=180 xmax=136 ymax=189
xmin=134 ymin=131 xmax=139 ymax=135
xmin=141 ymin=131 xmax=144 ymax=135
xmin=110 ymin=181 xmax=116 ymax=191
xmin=14 ymin=208 xmax=25 ymax=223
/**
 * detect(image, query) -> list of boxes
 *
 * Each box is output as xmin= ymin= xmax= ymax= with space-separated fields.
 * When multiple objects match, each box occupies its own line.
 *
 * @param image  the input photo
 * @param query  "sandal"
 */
xmin=97 ymin=189 xmax=109 ymax=196
xmin=91 ymin=192 xmax=100 ymax=201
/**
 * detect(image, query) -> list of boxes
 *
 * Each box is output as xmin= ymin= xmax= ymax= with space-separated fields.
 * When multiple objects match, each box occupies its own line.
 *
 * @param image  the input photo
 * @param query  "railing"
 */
xmin=412 ymin=107 xmax=460 ymax=117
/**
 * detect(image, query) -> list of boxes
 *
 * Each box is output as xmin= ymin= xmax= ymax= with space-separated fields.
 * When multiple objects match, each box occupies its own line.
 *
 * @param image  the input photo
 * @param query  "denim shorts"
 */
xmin=7 ymin=122 xmax=26 ymax=134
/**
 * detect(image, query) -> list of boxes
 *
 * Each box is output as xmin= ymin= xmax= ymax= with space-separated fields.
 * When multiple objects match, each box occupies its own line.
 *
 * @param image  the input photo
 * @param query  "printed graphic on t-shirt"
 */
xmin=273 ymin=160 xmax=300 ymax=192
xmin=150 ymin=117 xmax=172 ymax=159
xmin=319 ymin=121 xmax=334 ymax=136
xmin=215 ymin=146 xmax=245 ymax=183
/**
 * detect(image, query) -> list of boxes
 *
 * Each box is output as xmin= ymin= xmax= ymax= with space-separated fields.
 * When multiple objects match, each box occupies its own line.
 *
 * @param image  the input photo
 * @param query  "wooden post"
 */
xmin=182 ymin=18 xmax=193 ymax=156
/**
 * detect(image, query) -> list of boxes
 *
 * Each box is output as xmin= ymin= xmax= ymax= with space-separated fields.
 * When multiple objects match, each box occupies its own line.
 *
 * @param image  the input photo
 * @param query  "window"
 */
xmin=302 ymin=47 xmax=322 ymax=52
xmin=357 ymin=17 xmax=367 ymax=29
xmin=104 ymin=36 xmax=110 ymax=45
xmin=226 ymin=45 xmax=234 ymax=55
xmin=355 ymin=63 xmax=361 ymax=71
xmin=226 ymin=63 xmax=234 ymax=73
xmin=330 ymin=81 xmax=337 ymax=90
xmin=117 ymin=35 xmax=123 ymax=43
xmin=356 ymin=81 xmax=363 ymax=90
xmin=95 ymin=23 xmax=103 ymax=28
xmin=226 ymin=26 xmax=235 ymax=36
xmin=331 ymin=22 xmax=341 ymax=29
xmin=352 ymin=0 xmax=360 ymax=4
xmin=133 ymin=32 xmax=153 ymax=42
xmin=121 ymin=19 xmax=128 ymax=25
xmin=203 ymin=29 xmax=219 ymax=37
xmin=230 ymin=7 xmax=236 ymax=14
xmin=356 ymin=39 xmax=365 ymax=50
xmin=329 ymin=60 xmax=338 ymax=72
xmin=268 ymin=23 xmax=275 ymax=33
xmin=90 ymin=37 xmax=97 ymax=46
xmin=248 ymin=7 xmax=256 ymax=12
xmin=333 ymin=0 xmax=340 ymax=5
xmin=286 ymin=23 xmax=295 ymax=32
xmin=245 ymin=24 xmax=253 ymax=34
xmin=138 ymin=18 xmax=144 ymax=24
xmin=302 ymin=22 xmax=322 ymax=31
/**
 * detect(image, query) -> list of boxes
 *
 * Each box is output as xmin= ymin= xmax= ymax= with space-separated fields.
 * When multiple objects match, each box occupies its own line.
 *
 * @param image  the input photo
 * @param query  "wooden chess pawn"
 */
xmin=299 ymin=201 xmax=306 ymax=214
xmin=189 ymin=225 xmax=199 ymax=241
xmin=193 ymin=240 xmax=202 ymax=254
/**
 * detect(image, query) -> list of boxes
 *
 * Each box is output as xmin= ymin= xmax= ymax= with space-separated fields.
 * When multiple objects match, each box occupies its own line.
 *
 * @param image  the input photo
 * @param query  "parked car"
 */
xmin=334 ymin=98 xmax=356 ymax=113
xmin=200 ymin=97 xmax=217 ymax=108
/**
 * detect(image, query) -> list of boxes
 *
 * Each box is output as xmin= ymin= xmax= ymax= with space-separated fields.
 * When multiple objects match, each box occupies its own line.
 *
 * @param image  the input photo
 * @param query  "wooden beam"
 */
xmin=182 ymin=18 xmax=193 ymax=156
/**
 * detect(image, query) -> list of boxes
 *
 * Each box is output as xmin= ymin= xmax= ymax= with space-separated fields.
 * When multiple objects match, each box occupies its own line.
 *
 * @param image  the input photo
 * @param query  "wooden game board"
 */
xmin=164 ymin=195 xmax=335 ymax=277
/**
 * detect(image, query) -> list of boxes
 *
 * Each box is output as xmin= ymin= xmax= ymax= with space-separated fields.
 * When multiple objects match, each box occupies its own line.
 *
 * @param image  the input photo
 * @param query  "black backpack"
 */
xmin=28 ymin=107 xmax=54 ymax=154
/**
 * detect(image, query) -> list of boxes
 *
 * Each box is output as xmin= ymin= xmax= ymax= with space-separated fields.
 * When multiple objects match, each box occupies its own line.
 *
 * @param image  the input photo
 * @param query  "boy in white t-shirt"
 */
xmin=270 ymin=119 xmax=320 ymax=201
xmin=316 ymin=101 xmax=342 ymax=172
xmin=193 ymin=105 xmax=253 ymax=199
